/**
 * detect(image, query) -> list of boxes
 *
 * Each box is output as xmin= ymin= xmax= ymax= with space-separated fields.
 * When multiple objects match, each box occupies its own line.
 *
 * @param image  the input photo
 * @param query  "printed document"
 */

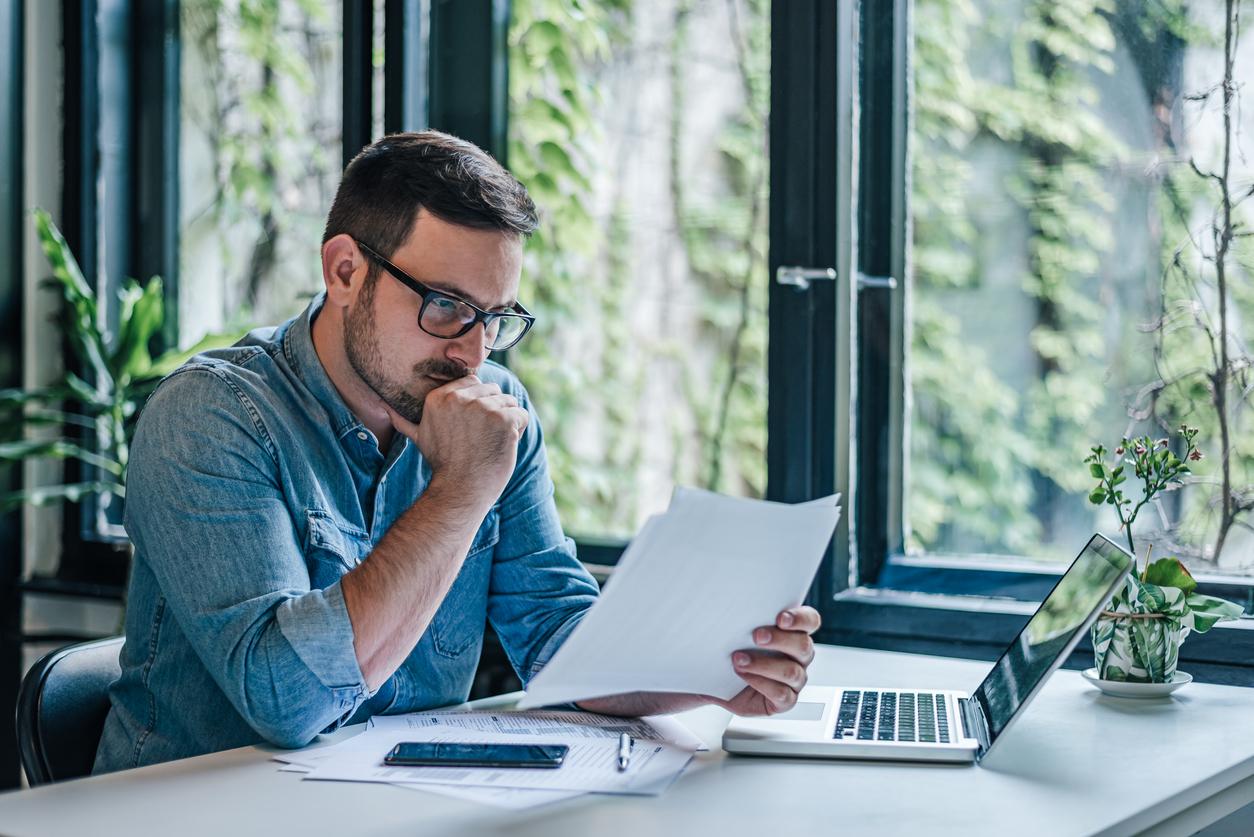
xmin=297 ymin=709 xmax=701 ymax=796
xmin=518 ymin=488 xmax=842 ymax=709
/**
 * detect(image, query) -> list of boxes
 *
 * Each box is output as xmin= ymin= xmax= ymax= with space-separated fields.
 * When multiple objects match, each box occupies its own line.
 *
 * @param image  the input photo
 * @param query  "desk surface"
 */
xmin=3 ymin=645 xmax=1254 ymax=837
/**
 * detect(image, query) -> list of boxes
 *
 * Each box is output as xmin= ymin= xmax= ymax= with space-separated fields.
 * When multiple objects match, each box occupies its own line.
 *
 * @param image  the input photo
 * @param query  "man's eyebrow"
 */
xmin=424 ymin=279 xmax=516 ymax=312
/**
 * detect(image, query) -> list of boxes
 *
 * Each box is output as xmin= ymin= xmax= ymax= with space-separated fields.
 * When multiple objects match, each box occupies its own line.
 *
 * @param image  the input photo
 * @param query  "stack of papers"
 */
xmin=519 ymin=488 xmax=842 ymax=708
xmin=273 ymin=709 xmax=707 ymax=809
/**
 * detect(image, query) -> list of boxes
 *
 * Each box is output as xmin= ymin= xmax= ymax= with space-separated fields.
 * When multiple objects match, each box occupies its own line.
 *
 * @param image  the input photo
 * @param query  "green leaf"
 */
xmin=0 ymin=439 xmax=124 ymax=475
xmin=0 ymin=481 xmax=124 ymax=511
xmin=1143 ymin=558 xmax=1197 ymax=595
xmin=33 ymin=209 xmax=113 ymax=389
xmin=1088 ymin=487 xmax=1106 ymax=504
xmin=109 ymin=276 xmax=164 ymax=382
xmin=1089 ymin=462 xmax=1104 ymax=479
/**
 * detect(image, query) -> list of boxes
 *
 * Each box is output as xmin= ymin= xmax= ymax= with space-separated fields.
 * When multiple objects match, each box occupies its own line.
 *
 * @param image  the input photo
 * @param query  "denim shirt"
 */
xmin=93 ymin=294 xmax=598 ymax=773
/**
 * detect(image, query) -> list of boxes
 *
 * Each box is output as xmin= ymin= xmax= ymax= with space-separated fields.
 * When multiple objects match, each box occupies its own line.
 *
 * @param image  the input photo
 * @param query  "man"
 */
xmin=95 ymin=131 xmax=820 ymax=773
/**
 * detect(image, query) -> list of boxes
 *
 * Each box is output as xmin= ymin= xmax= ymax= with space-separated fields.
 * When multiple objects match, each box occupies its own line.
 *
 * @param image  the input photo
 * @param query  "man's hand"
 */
xmin=715 ymin=605 xmax=820 ymax=716
xmin=574 ymin=606 xmax=821 ymax=719
xmin=385 ymin=375 xmax=529 ymax=505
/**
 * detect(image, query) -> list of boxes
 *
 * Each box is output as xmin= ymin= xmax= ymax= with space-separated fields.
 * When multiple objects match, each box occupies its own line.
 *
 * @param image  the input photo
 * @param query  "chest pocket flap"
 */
xmin=304 ymin=510 xmax=371 ymax=586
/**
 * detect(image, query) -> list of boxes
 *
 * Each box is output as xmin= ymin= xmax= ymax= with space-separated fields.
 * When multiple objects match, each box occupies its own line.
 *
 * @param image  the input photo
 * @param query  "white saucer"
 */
xmin=1082 ymin=667 xmax=1192 ymax=698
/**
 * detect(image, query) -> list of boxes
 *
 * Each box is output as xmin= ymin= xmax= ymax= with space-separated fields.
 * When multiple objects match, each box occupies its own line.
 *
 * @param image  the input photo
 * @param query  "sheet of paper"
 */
xmin=296 ymin=708 xmax=699 ymax=795
xmin=303 ymin=734 xmax=692 ymax=796
xmin=518 ymin=488 xmax=842 ymax=708
xmin=366 ymin=709 xmax=708 ymax=751
xmin=272 ymin=728 xmax=583 ymax=808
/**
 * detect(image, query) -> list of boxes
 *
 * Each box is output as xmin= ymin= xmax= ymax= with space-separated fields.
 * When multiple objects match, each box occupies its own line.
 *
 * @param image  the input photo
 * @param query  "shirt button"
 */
xmin=357 ymin=431 xmax=369 ymax=441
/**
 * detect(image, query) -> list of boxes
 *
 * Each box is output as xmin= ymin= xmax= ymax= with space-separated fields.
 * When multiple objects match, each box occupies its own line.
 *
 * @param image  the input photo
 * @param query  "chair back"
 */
xmin=16 ymin=636 xmax=123 ymax=786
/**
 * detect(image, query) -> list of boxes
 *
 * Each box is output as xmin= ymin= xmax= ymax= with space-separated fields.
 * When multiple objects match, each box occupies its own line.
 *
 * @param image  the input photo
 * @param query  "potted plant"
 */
xmin=0 ymin=209 xmax=239 ymax=559
xmin=1084 ymin=425 xmax=1244 ymax=687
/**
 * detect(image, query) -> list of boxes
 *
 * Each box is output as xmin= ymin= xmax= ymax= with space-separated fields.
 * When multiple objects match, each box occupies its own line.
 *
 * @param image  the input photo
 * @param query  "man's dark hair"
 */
xmin=322 ymin=130 xmax=539 ymax=258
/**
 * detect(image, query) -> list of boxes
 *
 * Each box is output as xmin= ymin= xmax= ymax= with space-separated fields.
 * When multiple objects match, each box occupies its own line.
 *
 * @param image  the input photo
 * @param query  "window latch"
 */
xmin=775 ymin=266 xmax=836 ymax=291
xmin=856 ymin=273 xmax=898 ymax=291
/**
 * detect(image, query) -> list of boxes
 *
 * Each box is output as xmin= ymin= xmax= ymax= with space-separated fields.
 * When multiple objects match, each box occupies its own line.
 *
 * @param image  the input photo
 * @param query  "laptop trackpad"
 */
xmin=768 ymin=701 xmax=826 ymax=722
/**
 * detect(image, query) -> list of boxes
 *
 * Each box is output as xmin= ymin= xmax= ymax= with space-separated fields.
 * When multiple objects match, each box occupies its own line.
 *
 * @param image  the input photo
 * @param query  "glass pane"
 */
xmin=179 ymin=0 xmax=343 ymax=342
xmin=508 ymin=0 xmax=770 ymax=539
xmin=907 ymin=0 xmax=1254 ymax=573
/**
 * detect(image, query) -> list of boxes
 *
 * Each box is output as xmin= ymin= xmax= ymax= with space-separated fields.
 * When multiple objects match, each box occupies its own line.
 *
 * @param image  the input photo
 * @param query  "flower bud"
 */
xmin=1134 ymin=444 xmax=1148 ymax=456
xmin=1115 ymin=446 xmax=1125 ymax=456
xmin=1189 ymin=449 xmax=1203 ymax=461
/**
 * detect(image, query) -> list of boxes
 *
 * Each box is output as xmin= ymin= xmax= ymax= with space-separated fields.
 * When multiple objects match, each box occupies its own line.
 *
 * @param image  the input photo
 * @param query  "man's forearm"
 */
xmin=341 ymin=474 xmax=492 ymax=690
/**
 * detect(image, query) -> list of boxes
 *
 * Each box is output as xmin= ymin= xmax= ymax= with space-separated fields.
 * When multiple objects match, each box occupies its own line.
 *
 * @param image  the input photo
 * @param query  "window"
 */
xmin=839 ymin=0 xmax=1254 ymax=679
xmin=506 ymin=0 xmax=771 ymax=541
xmin=903 ymin=0 xmax=1254 ymax=578
xmin=179 ymin=0 xmax=348 ymax=342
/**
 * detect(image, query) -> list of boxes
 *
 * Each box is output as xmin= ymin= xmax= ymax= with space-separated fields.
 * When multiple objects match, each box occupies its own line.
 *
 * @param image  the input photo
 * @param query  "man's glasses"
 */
xmin=355 ymin=239 xmax=535 ymax=351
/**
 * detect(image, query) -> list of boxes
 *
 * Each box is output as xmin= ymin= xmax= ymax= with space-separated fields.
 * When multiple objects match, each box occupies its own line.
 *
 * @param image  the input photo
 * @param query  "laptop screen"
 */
xmin=973 ymin=534 xmax=1132 ymax=749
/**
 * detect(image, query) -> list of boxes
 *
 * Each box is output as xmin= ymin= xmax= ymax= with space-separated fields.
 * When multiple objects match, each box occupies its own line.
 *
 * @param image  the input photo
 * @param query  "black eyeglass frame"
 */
xmin=354 ymin=239 xmax=536 ymax=351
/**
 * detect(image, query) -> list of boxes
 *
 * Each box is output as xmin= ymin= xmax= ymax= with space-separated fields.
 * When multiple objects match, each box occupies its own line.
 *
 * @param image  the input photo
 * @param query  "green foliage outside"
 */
xmin=508 ymin=0 xmax=769 ymax=538
xmin=909 ymin=0 xmax=1253 ymax=567
xmin=181 ymin=0 xmax=335 ymax=330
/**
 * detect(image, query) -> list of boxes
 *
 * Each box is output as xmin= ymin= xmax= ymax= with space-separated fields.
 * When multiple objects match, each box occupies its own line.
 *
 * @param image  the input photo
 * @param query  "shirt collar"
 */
xmin=282 ymin=292 xmax=367 ymax=441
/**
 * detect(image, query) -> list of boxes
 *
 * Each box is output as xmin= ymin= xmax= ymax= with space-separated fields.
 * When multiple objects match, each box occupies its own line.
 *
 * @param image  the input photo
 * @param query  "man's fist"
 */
xmin=387 ymin=375 xmax=529 ymax=504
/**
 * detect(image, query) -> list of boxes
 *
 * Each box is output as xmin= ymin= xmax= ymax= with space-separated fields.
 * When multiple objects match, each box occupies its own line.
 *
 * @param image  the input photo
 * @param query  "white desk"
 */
xmin=3 ymin=646 xmax=1254 ymax=837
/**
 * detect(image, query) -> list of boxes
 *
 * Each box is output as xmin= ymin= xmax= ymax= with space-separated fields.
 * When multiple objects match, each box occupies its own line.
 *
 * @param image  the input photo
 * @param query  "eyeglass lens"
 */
xmin=421 ymin=296 xmax=528 ymax=349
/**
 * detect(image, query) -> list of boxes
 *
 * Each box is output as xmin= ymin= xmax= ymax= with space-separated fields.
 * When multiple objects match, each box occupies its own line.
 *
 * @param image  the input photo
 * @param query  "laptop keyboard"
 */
xmin=834 ymin=690 xmax=951 ymax=744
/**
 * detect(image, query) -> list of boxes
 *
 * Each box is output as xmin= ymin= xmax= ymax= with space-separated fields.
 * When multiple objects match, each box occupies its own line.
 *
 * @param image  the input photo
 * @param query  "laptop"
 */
xmin=723 ymin=533 xmax=1132 ymax=764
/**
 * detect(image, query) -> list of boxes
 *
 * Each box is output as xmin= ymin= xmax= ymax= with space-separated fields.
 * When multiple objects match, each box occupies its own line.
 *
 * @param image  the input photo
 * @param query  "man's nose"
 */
xmin=445 ymin=322 xmax=490 ymax=369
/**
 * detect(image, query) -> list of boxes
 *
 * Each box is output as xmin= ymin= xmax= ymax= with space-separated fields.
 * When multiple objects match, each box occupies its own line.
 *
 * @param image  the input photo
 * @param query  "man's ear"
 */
xmin=321 ymin=234 xmax=366 ymax=305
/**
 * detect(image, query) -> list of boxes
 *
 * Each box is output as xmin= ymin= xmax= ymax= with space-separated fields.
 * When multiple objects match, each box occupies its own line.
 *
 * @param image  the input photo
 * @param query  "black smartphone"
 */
xmin=383 ymin=741 xmax=569 ymax=769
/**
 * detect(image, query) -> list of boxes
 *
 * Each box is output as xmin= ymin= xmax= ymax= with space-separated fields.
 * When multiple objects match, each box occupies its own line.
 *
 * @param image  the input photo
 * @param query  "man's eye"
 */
xmin=429 ymin=297 xmax=459 ymax=312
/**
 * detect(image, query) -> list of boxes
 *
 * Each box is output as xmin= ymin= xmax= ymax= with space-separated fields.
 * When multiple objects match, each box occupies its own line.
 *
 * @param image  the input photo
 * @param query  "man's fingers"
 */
xmin=732 ymin=649 xmax=808 ymax=691
xmin=382 ymin=403 xmax=420 ymax=437
xmin=751 ymin=625 xmax=815 ymax=665
xmin=730 ymin=671 xmax=798 ymax=714
xmin=776 ymin=605 xmax=821 ymax=634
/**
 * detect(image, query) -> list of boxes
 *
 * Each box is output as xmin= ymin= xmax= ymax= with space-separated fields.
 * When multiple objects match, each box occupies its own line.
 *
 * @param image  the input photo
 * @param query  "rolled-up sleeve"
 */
xmin=125 ymin=367 xmax=372 ymax=749
xmin=486 ymin=381 xmax=600 ymax=685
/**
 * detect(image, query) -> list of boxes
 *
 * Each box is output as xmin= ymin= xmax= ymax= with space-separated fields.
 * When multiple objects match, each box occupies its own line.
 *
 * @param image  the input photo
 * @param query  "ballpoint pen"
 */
xmin=617 ymin=732 xmax=634 ymax=772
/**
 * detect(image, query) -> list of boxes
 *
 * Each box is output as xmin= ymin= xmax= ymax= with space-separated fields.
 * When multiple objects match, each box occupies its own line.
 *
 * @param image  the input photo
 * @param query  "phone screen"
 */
xmin=383 ymin=741 xmax=569 ymax=768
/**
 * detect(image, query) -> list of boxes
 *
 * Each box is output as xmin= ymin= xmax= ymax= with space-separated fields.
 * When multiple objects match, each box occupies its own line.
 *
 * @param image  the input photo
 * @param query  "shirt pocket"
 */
xmin=304 ymin=510 xmax=372 ymax=589
xmin=431 ymin=511 xmax=500 ymax=658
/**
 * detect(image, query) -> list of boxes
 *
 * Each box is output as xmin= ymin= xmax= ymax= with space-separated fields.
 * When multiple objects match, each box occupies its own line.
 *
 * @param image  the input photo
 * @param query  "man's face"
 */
xmin=343 ymin=210 xmax=524 ymax=423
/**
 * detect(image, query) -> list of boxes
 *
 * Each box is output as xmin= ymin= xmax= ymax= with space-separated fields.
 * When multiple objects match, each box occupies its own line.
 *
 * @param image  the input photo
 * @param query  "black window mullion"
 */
xmin=131 ymin=0 xmax=179 ymax=350
xmin=854 ymin=0 xmax=908 ymax=586
xmin=0 ymin=0 xmax=23 ymax=792
xmin=343 ymin=1 xmax=375 ymax=170
xmin=767 ymin=0 xmax=847 ymax=617
xmin=426 ymin=0 xmax=508 ymax=160
xmin=384 ymin=0 xmax=427 ymax=134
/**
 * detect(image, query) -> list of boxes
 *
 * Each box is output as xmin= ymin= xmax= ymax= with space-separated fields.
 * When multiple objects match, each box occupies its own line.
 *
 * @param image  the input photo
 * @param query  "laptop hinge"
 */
xmin=959 ymin=696 xmax=991 ymax=760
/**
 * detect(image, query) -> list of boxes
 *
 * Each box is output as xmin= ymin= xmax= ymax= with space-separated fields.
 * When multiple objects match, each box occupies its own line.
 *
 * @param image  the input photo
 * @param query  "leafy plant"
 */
xmin=0 ymin=209 xmax=237 ymax=515
xmin=1085 ymin=424 xmax=1243 ymax=681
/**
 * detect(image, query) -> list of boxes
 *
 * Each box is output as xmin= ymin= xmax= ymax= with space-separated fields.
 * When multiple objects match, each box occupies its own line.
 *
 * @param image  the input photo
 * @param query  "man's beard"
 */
xmin=343 ymin=274 xmax=470 ymax=424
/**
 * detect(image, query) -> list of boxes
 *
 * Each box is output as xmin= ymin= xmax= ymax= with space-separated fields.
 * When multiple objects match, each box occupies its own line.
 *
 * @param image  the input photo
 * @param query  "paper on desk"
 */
xmin=367 ymin=709 xmax=708 ymax=751
xmin=271 ymin=728 xmax=582 ymax=809
xmin=517 ymin=488 xmax=842 ymax=709
xmin=298 ymin=709 xmax=699 ymax=795
xmin=304 ymin=736 xmax=691 ymax=796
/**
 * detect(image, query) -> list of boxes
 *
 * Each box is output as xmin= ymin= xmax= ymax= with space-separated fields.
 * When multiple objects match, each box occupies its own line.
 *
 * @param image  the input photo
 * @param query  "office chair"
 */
xmin=16 ymin=635 xmax=123 ymax=786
